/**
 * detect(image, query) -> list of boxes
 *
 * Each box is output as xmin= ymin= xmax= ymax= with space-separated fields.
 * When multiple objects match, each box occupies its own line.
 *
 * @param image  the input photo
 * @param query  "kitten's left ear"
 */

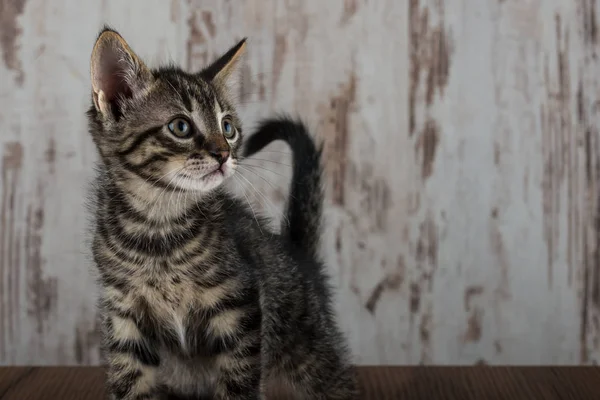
xmin=201 ymin=38 xmax=247 ymax=94
xmin=90 ymin=27 xmax=154 ymax=118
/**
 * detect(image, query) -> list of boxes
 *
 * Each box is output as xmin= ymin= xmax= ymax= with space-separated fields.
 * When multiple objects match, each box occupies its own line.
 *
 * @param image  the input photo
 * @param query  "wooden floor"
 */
xmin=0 ymin=366 xmax=598 ymax=399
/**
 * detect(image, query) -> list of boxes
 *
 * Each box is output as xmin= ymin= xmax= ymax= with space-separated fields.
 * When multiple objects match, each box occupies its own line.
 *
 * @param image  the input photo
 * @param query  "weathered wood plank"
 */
xmin=576 ymin=0 xmax=600 ymax=365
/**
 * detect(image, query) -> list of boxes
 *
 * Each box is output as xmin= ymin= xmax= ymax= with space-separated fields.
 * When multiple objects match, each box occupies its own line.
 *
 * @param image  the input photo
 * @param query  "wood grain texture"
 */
xmin=1 ymin=366 xmax=600 ymax=399
xmin=0 ymin=0 xmax=599 ymax=365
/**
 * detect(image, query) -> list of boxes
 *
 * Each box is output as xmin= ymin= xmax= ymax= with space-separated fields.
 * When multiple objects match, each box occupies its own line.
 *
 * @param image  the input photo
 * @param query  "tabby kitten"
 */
xmin=87 ymin=26 xmax=357 ymax=400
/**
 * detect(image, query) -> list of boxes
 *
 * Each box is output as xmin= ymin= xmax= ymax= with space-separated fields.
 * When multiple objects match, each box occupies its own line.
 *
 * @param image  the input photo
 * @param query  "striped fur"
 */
xmin=87 ymin=27 xmax=357 ymax=400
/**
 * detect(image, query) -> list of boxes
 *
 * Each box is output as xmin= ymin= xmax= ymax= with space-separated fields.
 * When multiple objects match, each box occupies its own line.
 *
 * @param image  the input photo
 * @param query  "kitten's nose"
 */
xmin=205 ymin=141 xmax=230 ymax=164
xmin=208 ymin=148 xmax=230 ymax=164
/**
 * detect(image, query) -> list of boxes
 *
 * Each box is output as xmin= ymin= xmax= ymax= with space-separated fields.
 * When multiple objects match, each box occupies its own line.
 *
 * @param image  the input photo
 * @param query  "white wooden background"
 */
xmin=0 ymin=0 xmax=599 ymax=366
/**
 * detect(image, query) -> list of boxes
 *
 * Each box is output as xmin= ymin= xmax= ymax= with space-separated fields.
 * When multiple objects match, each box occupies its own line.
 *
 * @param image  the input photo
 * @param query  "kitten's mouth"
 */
xmin=201 ymin=167 xmax=224 ymax=181
xmin=176 ymin=163 xmax=232 ymax=192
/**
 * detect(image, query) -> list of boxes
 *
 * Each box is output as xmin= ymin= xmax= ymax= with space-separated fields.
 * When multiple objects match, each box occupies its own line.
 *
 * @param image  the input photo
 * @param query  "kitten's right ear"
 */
xmin=200 ymin=38 xmax=247 ymax=94
xmin=90 ymin=27 xmax=153 ymax=118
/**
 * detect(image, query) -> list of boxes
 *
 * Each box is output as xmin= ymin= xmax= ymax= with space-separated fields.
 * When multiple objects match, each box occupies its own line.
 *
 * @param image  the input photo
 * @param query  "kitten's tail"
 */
xmin=243 ymin=116 xmax=324 ymax=259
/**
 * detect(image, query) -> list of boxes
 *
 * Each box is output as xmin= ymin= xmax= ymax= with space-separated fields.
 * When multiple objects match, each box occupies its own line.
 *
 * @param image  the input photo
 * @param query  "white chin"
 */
xmin=174 ymin=170 xmax=227 ymax=192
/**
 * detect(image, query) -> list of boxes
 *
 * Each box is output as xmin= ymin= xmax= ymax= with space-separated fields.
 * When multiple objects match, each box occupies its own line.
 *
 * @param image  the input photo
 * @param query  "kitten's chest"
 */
xmin=136 ymin=267 xmax=235 ymax=356
xmin=138 ymin=276 xmax=198 ymax=352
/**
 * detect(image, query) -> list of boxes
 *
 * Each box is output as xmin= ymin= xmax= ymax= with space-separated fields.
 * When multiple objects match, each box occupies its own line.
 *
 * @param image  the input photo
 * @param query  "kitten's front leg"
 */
xmin=106 ymin=354 xmax=160 ymax=400
xmin=103 ymin=312 xmax=161 ymax=399
xmin=213 ymin=349 xmax=263 ymax=400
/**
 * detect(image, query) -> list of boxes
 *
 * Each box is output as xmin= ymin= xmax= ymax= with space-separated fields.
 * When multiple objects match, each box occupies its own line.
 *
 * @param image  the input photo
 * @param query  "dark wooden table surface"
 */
xmin=0 ymin=366 xmax=598 ymax=399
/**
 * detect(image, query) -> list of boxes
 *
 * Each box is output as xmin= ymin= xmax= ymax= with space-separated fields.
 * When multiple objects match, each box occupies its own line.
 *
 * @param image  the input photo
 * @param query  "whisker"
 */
xmin=174 ymin=176 xmax=187 ymax=219
xmin=239 ymin=163 xmax=289 ymax=179
xmin=236 ymin=165 xmax=297 ymax=202
xmin=183 ymin=179 xmax=191 ymax=223
xmin=195 ymin=195 xmax=208 ymax=219
xmin=166 ymin=177 xmax=179 ymax=219
xmin=233 ymin=175 xmax=263 ymax=235
xmin=130 ymin=166 xmax=183 ymax=203
xmin=244 ymin=150 xmax=292 ymax=155
xmin=148 ymin=168 xmax=185 ymax=220
xmin=236 ymin=171 xmax=289 ymax=227
xmin=166 ymin=79 xmax=186 ymax=105
xmin=241 ymin=157 xmax=292 ymax=167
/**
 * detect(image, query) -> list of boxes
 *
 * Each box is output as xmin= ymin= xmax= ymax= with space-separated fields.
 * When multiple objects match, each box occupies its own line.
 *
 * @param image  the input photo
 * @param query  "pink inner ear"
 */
xmin=101 ymin=71 xmax=132 ymax=103
xmin=98 ymin=48 xmax=133 ymax=103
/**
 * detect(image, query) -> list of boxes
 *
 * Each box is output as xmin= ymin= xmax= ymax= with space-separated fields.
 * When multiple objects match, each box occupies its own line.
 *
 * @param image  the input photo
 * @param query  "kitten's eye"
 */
xmin=167 ymin=117 xmax=192 ymax=138
xmin=221 ymin=117 xmax=236 ymax=139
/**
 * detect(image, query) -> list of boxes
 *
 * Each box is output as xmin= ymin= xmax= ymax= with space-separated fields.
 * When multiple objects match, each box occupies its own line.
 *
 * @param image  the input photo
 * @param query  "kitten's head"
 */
xmin=87 ymin=27 xmax=245 ymax=194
